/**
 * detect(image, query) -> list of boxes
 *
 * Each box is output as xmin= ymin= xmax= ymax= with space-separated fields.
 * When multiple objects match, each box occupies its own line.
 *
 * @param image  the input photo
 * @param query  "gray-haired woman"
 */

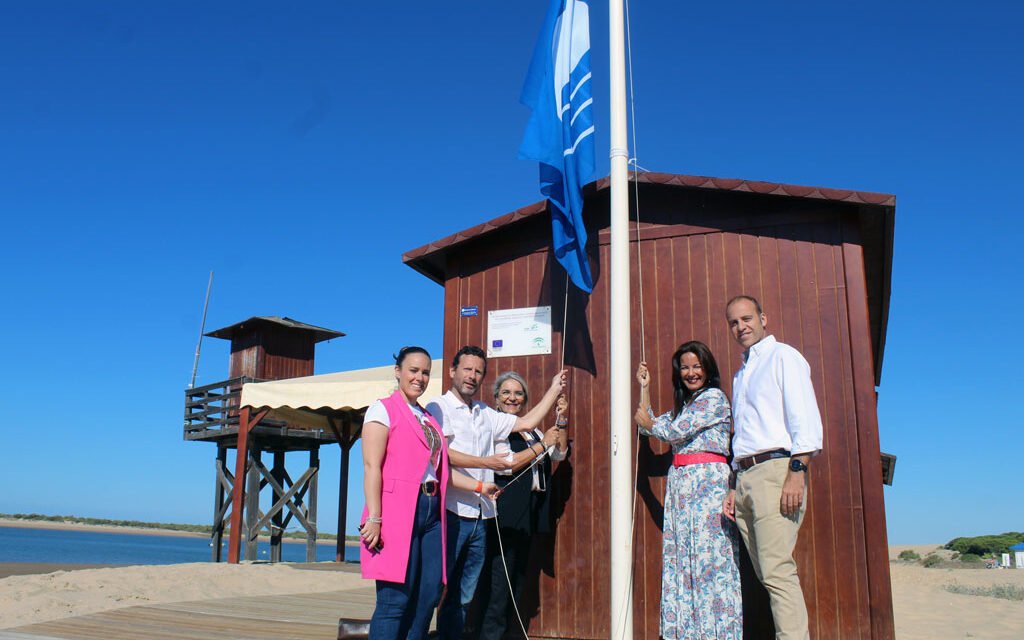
xmin=478 ymin=371 xmax=569 ymax=640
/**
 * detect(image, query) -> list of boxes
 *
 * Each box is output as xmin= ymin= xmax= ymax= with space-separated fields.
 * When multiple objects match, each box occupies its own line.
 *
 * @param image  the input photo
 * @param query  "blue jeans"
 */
xmin=438 ymin=511 xmax=488 ymax=639
xmin=370 ymin=492 xmax=443 ymax=640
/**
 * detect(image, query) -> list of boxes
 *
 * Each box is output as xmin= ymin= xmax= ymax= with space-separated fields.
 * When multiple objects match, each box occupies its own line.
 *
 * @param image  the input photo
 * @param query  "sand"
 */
xmin=888 ymin=544 xmax=1024 ymax=640
xmin=2 ymin=540 xmax=1022 ymax=636
xmin=0 ymin=561 xmax=366 ymax=629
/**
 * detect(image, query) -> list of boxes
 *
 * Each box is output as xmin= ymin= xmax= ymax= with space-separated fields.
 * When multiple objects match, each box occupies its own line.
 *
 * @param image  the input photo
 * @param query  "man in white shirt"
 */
xmin=427 ymin=345 xmax=566 ymax=640
xmin=722 ymin=295 xmax=823 ymax=640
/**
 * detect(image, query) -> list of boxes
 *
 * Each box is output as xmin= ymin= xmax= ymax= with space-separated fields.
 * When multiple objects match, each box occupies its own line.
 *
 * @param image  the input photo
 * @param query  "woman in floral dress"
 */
xmin=635 ymin=341 xmax=742 ymax=639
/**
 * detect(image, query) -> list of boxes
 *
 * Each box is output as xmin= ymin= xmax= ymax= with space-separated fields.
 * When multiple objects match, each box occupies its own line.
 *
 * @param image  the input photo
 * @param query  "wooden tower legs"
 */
xmin=211 ymin=446 xmax=232 ymax=562
xmin=225 ymin=407 xmax=322 ymax=563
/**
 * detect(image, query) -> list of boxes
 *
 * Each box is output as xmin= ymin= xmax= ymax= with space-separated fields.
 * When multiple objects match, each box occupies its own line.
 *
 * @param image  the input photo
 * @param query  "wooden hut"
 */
xmin=403 ymin=172 xmax=896 ymax=640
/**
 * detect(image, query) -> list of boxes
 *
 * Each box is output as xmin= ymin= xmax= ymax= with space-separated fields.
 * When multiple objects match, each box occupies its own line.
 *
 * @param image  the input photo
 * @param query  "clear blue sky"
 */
xmin=2 ymin=1 xmax=1020 ymax=546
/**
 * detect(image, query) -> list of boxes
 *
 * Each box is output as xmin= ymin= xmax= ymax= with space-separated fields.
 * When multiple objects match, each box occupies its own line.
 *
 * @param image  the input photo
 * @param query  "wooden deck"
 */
xmin=0 ymin=585 xmax=377 ymax=640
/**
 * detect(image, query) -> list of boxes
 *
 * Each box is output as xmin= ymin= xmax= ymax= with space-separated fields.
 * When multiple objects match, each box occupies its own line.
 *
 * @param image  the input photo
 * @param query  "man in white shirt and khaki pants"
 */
xmin=723 ymin=295 xmax=823 ymax=640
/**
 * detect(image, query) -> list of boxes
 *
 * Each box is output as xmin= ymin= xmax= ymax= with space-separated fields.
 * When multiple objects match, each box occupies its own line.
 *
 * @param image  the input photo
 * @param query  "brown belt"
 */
xmin=736 ymin=449 xmax=789 ymax=471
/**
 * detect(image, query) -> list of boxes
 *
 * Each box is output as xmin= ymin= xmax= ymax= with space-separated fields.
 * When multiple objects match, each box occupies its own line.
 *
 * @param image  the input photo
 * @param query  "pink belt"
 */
xmin=673 ymin=452 xmax=728 ymax=467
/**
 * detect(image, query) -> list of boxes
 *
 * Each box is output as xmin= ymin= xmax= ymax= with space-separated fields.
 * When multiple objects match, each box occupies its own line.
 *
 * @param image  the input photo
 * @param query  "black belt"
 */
xmin=736 ymin=449 xmax=789 ymax=471
xmin=420 ymin=481 xmax=439 ymax=496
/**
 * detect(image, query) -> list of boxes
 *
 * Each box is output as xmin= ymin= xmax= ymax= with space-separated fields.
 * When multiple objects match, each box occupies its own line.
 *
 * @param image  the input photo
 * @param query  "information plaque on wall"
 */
xmin=487 ymin=306 xmax=552 ymax=358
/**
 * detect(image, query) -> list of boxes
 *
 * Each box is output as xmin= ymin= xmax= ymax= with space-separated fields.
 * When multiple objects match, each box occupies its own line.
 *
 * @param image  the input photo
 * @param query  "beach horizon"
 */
xmin=0 ymin=517 xmax=357 ymax=546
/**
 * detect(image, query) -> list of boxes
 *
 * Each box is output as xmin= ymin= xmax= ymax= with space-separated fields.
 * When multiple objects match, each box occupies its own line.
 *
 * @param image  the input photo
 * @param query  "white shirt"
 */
xmin=426 ymin=390 xmax=517 ymax=518
xmin=364 ymin=399 xmax=439 ymax=483
xmin=731 ymin=335 xmax=824 ymax=466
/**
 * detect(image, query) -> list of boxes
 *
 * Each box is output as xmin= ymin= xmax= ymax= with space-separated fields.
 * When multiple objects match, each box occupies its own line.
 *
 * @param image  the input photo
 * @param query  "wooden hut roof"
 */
xmin=403 ymin=171 xmax=894 ymax=384
xmin=205 ymin=316 xmax=345 ymax=343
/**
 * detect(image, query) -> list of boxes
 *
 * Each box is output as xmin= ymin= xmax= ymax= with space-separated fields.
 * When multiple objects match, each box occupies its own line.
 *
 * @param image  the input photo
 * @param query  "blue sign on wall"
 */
xmin=460 ymin=306 xmax=479 ymax=317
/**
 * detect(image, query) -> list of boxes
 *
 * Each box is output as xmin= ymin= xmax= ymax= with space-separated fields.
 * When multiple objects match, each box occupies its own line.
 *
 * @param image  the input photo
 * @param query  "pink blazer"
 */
xmin=360 ymin=390 xmax=449 ymax=583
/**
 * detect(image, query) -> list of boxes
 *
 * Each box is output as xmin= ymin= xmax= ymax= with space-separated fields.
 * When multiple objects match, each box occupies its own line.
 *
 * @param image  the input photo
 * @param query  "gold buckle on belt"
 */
xmin=421 ymin=481 xmax=438 ymax=496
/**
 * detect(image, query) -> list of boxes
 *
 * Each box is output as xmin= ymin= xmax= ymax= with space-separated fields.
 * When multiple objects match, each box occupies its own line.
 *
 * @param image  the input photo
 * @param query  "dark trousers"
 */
xmin=370 ymin=492 xmax=443 ymax=640
xmin=479 ymin=527 xmax=531 ymax=640
xmin=438 ymin=512 xmax=491 ymax=639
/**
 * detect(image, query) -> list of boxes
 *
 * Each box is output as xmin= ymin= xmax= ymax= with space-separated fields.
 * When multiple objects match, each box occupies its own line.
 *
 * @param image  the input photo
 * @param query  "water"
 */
xmin=0 ymin=526 xmax=359 ymax=565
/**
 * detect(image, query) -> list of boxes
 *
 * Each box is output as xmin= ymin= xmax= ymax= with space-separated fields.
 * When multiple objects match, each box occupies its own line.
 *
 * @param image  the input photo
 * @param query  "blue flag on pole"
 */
xmin=519 ymin=0 xmax=596 ymax=293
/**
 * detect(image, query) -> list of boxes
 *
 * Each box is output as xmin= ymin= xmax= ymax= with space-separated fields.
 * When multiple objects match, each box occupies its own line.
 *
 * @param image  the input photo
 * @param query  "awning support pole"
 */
xmin=227 ymin=406 xmax=268 ymax=563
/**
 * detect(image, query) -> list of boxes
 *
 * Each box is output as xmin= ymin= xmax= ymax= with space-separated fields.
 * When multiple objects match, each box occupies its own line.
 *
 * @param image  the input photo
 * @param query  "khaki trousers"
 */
xmin=735 ymin=457 xmax=809 ymax=640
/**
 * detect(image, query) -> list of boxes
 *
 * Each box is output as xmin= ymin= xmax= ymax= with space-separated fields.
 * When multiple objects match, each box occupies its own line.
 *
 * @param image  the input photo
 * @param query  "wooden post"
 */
xmin=307 ymin=447 xmax=320 ymax=562
xmin=271 ymin=451 xmax=286 ymax=563
xmin=328 ymin=416 xmax=352 ymax=563
xmin=337 ymin=441 xmax=350 ymax=562
xmin=245 ymin=445 xmax=262 ymax=561
xmin=212 ymin=446 xmax=228 ymax=562
xmin=227 ymin=407 xmax=252 ymax=564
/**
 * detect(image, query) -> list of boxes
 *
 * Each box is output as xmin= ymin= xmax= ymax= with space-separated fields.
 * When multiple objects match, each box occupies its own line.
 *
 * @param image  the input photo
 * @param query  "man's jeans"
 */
xmin=438 ymin=510 xmax=489 ymax=639
xmin=369 ymin=493 xmax=443 ymax=640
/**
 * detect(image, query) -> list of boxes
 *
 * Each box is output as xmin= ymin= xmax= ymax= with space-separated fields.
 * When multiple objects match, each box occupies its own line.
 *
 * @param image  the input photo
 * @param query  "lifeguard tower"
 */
xmin=183 ymin=316 xmax=344 ymax=563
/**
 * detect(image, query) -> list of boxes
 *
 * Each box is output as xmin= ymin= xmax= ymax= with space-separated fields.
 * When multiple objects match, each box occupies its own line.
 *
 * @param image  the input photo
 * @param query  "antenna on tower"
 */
xmin=189 ymin=271 xmax=214 ymax=389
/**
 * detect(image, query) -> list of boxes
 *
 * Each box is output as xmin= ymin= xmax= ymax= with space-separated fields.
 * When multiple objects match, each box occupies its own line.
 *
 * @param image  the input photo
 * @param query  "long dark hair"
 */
xmin=671 ymin=341 xmax=721 ymax=418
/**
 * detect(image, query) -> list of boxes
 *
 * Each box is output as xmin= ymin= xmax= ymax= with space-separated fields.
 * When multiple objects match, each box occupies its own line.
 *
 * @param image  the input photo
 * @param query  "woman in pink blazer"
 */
xmin=360 ymin=346 xmax=497 ymax=639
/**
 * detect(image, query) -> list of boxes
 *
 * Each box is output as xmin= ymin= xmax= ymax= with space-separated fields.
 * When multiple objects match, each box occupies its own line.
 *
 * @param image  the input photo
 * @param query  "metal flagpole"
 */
xmin=608 ymin=0 xmax=633 ymax=638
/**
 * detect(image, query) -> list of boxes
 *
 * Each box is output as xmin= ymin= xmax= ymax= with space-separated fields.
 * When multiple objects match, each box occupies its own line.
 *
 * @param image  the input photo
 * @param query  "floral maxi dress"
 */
xmin=639 ymin=387 xmax=742 ymax=640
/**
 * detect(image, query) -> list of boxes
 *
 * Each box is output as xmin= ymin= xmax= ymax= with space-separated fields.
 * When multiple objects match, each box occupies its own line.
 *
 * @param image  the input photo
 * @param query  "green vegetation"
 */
xmin=959 ymin=553 xmax=982 ymax=564
xmin=921 ymin=554 xmax=943 ymax=568
xmin=944 ymin=583 xmax=1024 ymax=601
xmin=897 ymin=549 xmax=920 ymax=561
xmin=0 ymin=513 xmax=356 ymax=541
xmin=3 ymin=512 xmax=212 ymax=533
xmin=945 ymin=532 xmax=1024 ymax=556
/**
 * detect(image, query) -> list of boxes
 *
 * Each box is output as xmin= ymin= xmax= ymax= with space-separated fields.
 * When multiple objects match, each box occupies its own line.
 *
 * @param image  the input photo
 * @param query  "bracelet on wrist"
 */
xmin=365 ymin=516 xmax=382 ymax=524
xmin=474 ymin=480 xmax=483 ymax=493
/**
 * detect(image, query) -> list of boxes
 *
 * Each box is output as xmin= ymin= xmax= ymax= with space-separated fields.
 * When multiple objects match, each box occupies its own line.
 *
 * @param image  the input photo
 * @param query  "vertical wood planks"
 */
xmin=842 ymin=221 xmax=896 ymax=640
xmin=432 ymin=195 xmax=893 ymax=639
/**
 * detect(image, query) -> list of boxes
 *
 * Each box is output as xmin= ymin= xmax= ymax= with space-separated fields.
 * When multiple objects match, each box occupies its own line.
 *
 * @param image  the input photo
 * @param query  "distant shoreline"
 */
xmin=0 ymin=518 xmax=356 ymax=547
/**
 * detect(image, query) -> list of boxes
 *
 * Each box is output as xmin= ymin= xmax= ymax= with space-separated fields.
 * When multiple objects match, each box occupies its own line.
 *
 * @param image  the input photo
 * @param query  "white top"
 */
xmin=364 ymin=399 xmax=439 ymax=483
xmin=520 ymin=429 xmax=567 ymax=491
xmin=495 ymin=425 xmax=569 ymax=491
xmin=426 ymin=390 xmax=517 ymax=518
xmin=730 ymin=335 xmax=824 ymax=466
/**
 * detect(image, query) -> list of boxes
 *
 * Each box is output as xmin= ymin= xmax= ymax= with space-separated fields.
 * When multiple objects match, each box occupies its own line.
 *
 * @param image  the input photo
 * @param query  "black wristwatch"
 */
xmin=789 ymin=458 xmax=808 ymax=473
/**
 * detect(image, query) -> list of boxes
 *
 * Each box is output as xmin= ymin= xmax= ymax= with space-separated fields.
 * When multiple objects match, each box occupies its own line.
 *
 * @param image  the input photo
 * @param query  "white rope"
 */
xmin=493 ymin=506 xmax=530 ymax=639
xmin=560 ymin=271 xmax=570 ymax=370
xmin=626 ymin=0 xmax=645 ymax=366
xmin=496 ymin=446 xmax=551 ymax=496
xmin=490 ymin=446 xmax=553 ymax=640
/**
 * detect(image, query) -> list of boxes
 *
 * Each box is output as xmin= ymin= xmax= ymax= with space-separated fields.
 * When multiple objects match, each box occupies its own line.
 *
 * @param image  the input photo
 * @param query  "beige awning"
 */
xmin=239 ymin=360 xmax=444 ymax=431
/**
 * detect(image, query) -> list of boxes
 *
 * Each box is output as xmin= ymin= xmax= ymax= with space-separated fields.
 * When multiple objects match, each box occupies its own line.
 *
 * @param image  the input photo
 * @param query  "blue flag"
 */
xmin=519 ymin=0 xmax=595 ymax=293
